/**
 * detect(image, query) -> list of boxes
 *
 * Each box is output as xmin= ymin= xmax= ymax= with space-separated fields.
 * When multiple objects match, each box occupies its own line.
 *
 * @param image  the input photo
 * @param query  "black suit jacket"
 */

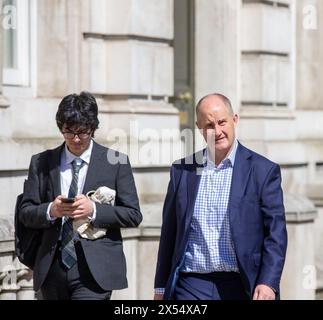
xmin=19 ymin=141 xmax=142 ymax=291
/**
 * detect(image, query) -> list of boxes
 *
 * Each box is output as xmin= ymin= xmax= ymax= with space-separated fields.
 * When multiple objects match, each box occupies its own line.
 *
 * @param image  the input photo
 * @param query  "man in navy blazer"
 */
xmin=19 ymin=92 xmax=142 ymax=299
xmin=154 ymin=93 xmax=287 ymax=300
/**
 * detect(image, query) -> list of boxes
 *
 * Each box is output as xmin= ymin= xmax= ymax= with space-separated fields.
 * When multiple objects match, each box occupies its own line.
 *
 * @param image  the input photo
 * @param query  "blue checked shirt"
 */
xmin=154 ymin=140 xmax=240 ymax=295
xmin=181 ymin=139 xmax=239 ymax=274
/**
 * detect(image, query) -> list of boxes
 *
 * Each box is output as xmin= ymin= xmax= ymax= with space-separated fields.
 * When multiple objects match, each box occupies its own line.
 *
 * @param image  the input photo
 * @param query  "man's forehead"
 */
xmin=201 ymin=95 xmax=226 ymax=108
xmin=62 ymin=124 xmax=89 ymax=131
xmin=199 ymin=104 xmax=228 ymax=117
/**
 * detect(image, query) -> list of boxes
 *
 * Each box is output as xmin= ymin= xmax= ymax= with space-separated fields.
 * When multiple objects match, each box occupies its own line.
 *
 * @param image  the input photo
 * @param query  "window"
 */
xmin=2 ymin=0 xmax=29 ymax=86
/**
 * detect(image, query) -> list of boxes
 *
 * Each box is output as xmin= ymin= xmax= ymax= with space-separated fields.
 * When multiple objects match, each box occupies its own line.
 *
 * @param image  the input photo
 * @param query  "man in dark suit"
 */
xmin=19 ymin=91 xmax=142 ymax=300
xmin=154 ymin=93 xmax=287 ymax=300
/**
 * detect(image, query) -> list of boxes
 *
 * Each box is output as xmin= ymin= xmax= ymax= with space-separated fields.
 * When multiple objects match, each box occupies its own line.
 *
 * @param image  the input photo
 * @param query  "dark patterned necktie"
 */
xmin=61 ymin=158 xmax=84 ymax=269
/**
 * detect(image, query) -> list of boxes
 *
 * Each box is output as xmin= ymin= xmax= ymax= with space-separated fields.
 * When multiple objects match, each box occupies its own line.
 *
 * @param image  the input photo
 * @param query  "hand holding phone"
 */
xmin=61 ymin=197 xmax=75 ymax=203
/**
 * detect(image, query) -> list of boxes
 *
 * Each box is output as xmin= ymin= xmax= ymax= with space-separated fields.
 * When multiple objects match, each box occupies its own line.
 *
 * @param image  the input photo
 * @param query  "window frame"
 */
xmin=3 ymin=0 xmax=30 ymax=86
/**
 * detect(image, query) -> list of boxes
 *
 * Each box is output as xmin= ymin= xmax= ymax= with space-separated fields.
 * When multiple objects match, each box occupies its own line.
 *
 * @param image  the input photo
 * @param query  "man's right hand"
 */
xmin=154 ymin=294 xmax=164 ymax=300
xmin=49 ymin=195 xmax=75 ymax=218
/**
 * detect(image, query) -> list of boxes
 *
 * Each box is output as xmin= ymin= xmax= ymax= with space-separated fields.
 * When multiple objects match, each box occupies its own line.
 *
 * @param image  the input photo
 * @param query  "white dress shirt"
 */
xmin=46 ymin=139 xmax=96 ymax=222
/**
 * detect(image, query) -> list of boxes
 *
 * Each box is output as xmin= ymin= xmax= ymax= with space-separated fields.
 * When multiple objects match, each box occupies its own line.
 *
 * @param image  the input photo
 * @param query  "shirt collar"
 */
xmin=63 ymin=139 xmax=93 ymax=166
xmin=204 ymin=139 xmax=238 ymax=168
xmin=227 ymin=139 xmax=238 ymax=167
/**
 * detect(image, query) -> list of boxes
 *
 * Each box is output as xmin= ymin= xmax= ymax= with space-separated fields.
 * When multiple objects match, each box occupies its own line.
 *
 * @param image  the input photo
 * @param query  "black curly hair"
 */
xmin=56 ymin=91 xmax=99 ymax=136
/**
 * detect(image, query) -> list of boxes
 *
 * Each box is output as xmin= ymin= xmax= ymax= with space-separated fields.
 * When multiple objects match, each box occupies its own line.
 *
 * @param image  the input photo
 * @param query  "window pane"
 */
xmin=3 ymin=0 xmax=17 ymax=69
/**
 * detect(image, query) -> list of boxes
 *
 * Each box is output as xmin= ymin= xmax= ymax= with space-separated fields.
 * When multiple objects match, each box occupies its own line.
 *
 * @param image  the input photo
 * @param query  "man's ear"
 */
xmin=233 ymin=114 xmax=239 ymax=125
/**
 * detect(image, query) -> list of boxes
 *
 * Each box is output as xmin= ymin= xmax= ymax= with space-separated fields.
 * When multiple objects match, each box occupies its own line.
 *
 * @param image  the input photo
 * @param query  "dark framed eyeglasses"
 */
xmin=61 ymin=130 xmax=92 ymax=140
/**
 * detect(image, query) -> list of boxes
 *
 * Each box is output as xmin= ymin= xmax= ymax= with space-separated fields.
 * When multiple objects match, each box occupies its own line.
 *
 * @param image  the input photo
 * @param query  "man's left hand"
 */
xmin=69 ymin=194 xmax=94 ymax=219
xmin=252 ymin=284 xmax=275 ymax=300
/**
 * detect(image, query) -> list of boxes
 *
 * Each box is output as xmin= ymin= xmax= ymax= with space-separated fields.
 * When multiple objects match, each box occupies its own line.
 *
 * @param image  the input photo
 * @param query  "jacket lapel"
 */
xmin=82 ymin=141 xmax=106 ymax=194
xmin=48 ymin=144 xmax=64 ymax=198
xmin=229 ymin=142 xmax=253 ymax=224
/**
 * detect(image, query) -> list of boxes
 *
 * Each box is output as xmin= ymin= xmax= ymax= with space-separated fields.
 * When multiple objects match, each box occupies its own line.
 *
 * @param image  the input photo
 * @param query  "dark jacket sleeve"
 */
xmin=19 ymin=154 xmax=52 ymax=229
xmin=256 ymin=164 xmax=288 ymax=292
xmin=154 ymin=165 xmax=178 ymax=289
xmin=92 ymin=156 xmax=142 ymax=228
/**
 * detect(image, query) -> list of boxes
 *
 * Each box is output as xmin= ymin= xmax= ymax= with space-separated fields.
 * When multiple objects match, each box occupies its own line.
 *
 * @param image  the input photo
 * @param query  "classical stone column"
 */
xmin=0 ymin=0 xmax=9 ymax=108
xmin=0 ymin=217 xmax=18 ymax=300
xmin=195 ymin=0 xmax=240 ymax=109
xmin=81 ymin=0 xmax=178 ymax=162
xmin=0 ymin=286 xmax=18 ymax=300
xmin=194 ymin=0 xmax=240 ymax=150
xmin=295 ymin=0 xmax=323 ymax=299
xmin=81 ymin=0 xmax=177 ymax=299
xmin=307 ymin=182 xmax=323 ymax=299
xmin=0 ymin=262 xmax=19 ymax=300
xmin=36 ymin=1 xmax=64 ymax=96
xmin=281 ymin=194 xmax=318 ymax=300
xmin=296 ymin=0 xmax=323 ymax=110
xmin=16 ymin=269 xmax=34 ymax=300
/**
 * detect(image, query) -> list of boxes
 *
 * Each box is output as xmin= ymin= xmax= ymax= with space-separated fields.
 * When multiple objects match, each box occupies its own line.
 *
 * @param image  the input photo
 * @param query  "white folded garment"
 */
xmin=73 ymin=186 xmax=116 ymax=240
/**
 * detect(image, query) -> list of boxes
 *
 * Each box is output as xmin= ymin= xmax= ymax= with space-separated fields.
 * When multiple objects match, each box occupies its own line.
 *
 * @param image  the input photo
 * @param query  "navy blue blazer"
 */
xmin=154 ymin=142 xmax=287 ymax=299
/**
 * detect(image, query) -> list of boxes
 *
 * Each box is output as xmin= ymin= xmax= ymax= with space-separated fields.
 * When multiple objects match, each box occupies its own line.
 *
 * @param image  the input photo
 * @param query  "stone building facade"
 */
xmin=0 ymin=0 xmax=322 ymax=299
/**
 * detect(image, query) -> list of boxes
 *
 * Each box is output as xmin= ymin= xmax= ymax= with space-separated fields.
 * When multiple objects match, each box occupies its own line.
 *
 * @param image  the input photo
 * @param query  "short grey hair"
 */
xmin=195 ymin=93 xmax=234 ymax=116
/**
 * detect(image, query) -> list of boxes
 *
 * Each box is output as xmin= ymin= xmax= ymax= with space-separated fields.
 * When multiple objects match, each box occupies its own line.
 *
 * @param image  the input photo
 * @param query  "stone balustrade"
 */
xmin=281 ymin=194 xmax=318 ymax=299
xmin=0 ymin=218 xmax=34 ymax=300
xmin=0 ymin=195 xmax=320 ymax=300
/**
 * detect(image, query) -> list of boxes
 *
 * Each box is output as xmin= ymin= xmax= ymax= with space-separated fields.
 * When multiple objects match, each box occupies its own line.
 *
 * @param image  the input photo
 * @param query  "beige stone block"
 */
xmin=95 ymin=100 xmax=181 ymax=166
xmin=0 ymin=139 xmax=58 ymax=171
xmin=110 ymin=228 xmax=160 ymax=300
xmin=237 ymin=141 xmax=310 ymax=196
xmin=138 ymin=239 xmax=159 ymax=299
xmin=0 ymin=176 xmax=25 ymax=219
xmin=266 ymin=141 xmax=306 ymax=163
xmin=282 ymin=201 xmax=317 ymax=300
xmin=0 ymin=108 xmax=12 ymax=137
xmin=239 ymin=118 xmax=296 ymax=142
xmin=295 ymin=0 xmax=323 ymax=110
xmin=86 ymin=39 xmax=173 ymax=96
xmin=281 ymin=195 xmax=317 ymax=299
xmin=281 ymin=166 xmax=309 ymax=196
xmin=36 ymin=0 xmax=69 ymax=97
xmin=134 ymin=171 xmax=169 ymax=204
xmin=295 ymin=110 xmax=323 ymax=139
xmin=8 ymin=97 xmax=59 ymax=139
xmin=85 ymin=0 xmax=173 ymax=39
xmin=140 ymin=202 xmax=163 ymax=227
xmin=131 ymin=0 xmax=173 ymax=39
xmin=195 ymin=0 xmax=240 ymax=110
xmin=242 ymin=4 xmax=292 ymax=53
xmin=132 ymin=42 xmax=173 ymax=96
xmin=296 ymin=61 xmax=322 ymax=110
xmin=314 ymin=207 xmax=323 ymax=290
xmin=277 ymin=58 xmax=292 ymax=103
xmin=111 ymin=237 xmax=139 ymax=300
xmin=97 ymin=99 xmax=178 ymax=129
xmin=87 ymin=39 xmax=116 ymax=94
xmin=241 ymin=55 xmax=291 ymax=104
xmin=242 ymin=55 xmax=276 ymax=102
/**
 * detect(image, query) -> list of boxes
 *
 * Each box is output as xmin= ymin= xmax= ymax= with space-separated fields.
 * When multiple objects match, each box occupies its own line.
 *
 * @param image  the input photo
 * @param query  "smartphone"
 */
xmin=61 ymin=197 xmax=75 ymax=203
